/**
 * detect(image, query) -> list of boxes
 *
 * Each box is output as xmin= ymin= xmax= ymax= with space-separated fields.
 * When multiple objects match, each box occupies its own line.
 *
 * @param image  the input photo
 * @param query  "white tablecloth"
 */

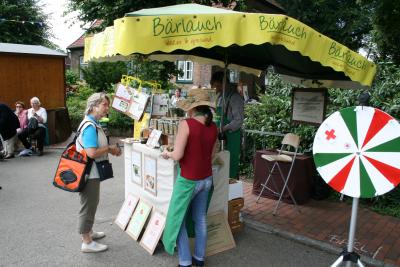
xmin=123 ymin=141 xmax=229 ymax=216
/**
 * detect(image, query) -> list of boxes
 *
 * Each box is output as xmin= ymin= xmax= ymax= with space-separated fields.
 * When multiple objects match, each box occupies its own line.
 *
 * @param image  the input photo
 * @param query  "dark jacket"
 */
xmin=0 ymin=103 xmax=19 ymax=140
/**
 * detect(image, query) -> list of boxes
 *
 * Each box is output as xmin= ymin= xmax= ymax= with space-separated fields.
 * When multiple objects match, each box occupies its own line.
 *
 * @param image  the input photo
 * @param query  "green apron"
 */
xmin=162 ymin=169 xmax=214 ymax=255
xmin=215 ymin=96 xmax=241 ymax=179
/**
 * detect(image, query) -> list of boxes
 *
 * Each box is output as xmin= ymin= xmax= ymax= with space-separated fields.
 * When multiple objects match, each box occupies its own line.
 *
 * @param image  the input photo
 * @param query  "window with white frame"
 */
xmin=177 ymin=60 xmax=193 ymax=82
xmin=79 ymin=55 xmax=88 ymax=79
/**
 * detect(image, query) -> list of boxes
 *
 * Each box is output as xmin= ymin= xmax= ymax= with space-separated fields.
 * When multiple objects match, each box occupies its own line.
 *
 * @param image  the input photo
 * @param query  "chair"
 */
xmin=256 ymin=133 xmax=301 ymax=215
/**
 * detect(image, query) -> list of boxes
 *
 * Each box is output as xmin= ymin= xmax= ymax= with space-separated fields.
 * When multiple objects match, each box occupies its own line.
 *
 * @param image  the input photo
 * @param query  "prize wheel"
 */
xmin=313 ymin=106 xmax=400 ymax=198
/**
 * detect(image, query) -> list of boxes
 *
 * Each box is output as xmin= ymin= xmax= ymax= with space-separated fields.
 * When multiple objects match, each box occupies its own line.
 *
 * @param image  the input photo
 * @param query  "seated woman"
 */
xmin=15 ymin=101 xmax=28 ymax=134
xmin=18 ymin=97 xmax=47 ymax=156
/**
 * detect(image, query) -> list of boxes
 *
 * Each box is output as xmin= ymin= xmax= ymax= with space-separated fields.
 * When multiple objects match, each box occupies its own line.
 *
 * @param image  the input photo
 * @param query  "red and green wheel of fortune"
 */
xmin=313 ymin=106 xmax=400 ymax=198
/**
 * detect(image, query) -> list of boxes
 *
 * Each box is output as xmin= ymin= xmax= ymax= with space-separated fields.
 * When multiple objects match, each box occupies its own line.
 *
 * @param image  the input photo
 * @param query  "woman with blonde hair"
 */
xmin=18 ymin=97 xmax=47 ymax=155
xmin=76 ymin=92 xmax=121 ymax=253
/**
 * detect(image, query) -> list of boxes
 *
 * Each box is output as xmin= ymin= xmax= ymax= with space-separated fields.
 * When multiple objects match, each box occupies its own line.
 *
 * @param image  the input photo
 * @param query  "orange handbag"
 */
xmin=53 ymin=122 xmax=95 ymax=192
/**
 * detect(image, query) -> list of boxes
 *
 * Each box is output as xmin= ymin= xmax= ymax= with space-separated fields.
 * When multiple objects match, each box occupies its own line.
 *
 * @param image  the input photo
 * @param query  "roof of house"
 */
xmin=67 ymin=20 xmax=103 ymax=50
xmin=0 ymin=43 xmax=66 ymax=57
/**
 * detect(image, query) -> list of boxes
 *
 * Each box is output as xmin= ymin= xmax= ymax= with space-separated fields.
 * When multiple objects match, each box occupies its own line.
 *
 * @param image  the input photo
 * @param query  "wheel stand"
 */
xmin=331 ymin=198 xmax=365 ymax=267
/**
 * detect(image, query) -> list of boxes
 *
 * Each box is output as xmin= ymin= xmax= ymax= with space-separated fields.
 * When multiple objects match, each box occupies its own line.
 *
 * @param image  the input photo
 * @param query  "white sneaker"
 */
xmin=91 ymin=231 xmax=105 ymax=240
xmin=81 ymin=241 xmax=108 ymax=253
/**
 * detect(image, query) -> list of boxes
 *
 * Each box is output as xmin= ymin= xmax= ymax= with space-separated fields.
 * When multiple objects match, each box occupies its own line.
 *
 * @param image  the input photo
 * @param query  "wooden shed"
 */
xmin=0 ymin=43 xmax=71 ymax=144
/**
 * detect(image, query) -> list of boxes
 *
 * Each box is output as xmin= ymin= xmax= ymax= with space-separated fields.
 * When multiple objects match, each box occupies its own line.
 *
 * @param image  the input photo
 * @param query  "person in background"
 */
xmin=161 ymin=88 xmax=218 ymax=267
xmin=76 ymin=92 xmax=121 ymax=253
xmin=170 ymin=88 xmax=183 ymax=107
xmin=0 ymin=103 xmax=20 ymax=159
xmin=18 ymin=97 xmax=47 ymax=156
xmin=15 ymin=101 xmax=28 ymax=134
xmin=210 ymin=71 xmax=244 ymax=179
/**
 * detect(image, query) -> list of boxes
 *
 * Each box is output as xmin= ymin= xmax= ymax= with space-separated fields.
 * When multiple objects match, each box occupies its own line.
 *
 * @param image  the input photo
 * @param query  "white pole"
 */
xmin=346 ymin=197 xmax=360 ymax=267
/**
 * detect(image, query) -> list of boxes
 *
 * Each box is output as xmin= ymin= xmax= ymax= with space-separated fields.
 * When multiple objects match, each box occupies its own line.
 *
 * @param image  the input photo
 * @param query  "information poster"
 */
xmin=126 ymin=200 xmax=152 ymax=240
xmin=131 ymin=151 xmax=142 ymax=185
xmin=140 ymin=211 xmax=166 ymax=254
xmin=112 ymin=96 xmax=129 ymax=113
xmin=114 ymin=194 xmax=139 ymax=230
xmin=146 ymin=129 xmax=162 ymax=148
xmin=115 ymin=83 xmax=132 ymax=100
xmin=291 ymin=88 xmax=327 ymax=125
xmin=152 ymin=94 xmax=170 ymax=116
xmin=143 ymin=156 xmax=157 ymax=196
xmin=128 ymin=90 xmax=150 ymax=120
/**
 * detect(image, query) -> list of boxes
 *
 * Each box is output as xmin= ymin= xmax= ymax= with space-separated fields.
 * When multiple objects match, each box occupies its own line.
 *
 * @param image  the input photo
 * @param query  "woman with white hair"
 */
xmin=18 ymin=96 xmax=47 ymax=156
xmin=76 ymin=92 xmax=121 ymax=253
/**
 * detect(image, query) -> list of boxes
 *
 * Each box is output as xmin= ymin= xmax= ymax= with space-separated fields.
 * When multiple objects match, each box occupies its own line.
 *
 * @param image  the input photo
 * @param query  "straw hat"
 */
xmin=176 ymin=88 xmax=216 ymax=111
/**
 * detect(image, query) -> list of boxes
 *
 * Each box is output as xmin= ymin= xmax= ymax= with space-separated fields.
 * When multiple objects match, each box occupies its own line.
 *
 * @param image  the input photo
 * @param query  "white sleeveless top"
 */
xmin=76 ymin=117 xmax=108 ymax=179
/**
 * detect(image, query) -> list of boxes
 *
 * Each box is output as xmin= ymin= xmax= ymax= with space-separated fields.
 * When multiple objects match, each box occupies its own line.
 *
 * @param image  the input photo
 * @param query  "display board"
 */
xmin=291 ymin=88 xmax=327 ymax=125
xmin=126 ymin=199 xmax=152 ymax=240
xmin=114 ymin=194 xmax=139 ymax=230
xmin=140 ymin=211 xmax=166 ymax=254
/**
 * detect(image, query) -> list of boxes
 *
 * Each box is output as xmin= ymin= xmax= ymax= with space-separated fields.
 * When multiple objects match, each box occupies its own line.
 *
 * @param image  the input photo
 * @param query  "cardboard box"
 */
xmin=229 ymin=179 xmax=243 ymax=200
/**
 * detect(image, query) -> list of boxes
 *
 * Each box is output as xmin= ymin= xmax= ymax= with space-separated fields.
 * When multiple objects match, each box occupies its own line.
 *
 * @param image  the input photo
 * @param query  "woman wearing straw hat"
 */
xmin=161 ymin=88 xmax=218 ymax=267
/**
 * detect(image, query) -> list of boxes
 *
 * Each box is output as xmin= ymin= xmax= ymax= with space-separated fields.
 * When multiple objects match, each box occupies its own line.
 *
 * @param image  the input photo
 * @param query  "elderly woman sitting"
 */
xmin=18 ymin=97 xmax=47 ymax=156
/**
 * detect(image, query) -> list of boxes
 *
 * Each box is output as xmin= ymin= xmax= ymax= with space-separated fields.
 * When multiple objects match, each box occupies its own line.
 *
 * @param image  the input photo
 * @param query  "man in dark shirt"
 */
xmin=0 ymin=103 xmax=20 ymax=158
xmin=211 ymin=71 xmax=244 ymax=179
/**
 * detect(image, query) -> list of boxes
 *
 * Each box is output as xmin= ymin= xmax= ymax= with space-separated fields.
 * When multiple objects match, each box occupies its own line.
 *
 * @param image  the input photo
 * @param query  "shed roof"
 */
xmin=0 ymin=43 xmax=66 ymax=57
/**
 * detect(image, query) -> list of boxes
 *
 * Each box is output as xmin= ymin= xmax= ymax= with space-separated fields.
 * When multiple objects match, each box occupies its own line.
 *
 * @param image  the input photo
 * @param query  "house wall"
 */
xmin=172 ymin=62 xmax=212 ymax=91
xmin=68 ymin=48 xmax=84 ymax=75
xmin=0 ymin=53 xmax=65 ymax=109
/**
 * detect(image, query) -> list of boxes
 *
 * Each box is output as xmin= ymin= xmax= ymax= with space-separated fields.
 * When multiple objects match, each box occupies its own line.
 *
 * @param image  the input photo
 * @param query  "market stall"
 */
xmin=84 ymin=3 xmax=377 ymax=255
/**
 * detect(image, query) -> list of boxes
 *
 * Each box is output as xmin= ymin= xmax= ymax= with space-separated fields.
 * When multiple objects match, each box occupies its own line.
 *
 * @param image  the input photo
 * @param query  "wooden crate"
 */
xmin=228 ymin=198 xmax=244 ymax=233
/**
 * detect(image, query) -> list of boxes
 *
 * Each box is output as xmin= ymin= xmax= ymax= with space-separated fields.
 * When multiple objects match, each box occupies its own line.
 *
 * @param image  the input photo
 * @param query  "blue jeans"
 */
xmin=177 ymin=176 xmax=213 ymax=266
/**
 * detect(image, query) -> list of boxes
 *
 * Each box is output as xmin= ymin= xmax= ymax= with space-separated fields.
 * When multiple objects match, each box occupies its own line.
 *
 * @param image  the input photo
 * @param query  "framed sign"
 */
xmin=112 ymin=96 xmax=130 ymax=113
xmin=131 ymin=151 xmax=142 ymax=186
xmin=126 ymin=200 xmax=152 ymax=240
xmin=140 ymin=211 xmax=166 ymax=255
xmin=143 ymin=156 xmax=157 ymax=196
xmin=114 ymin=194 xmax=139 ymax=231
xmin=152 ymin=94 xmax=170 ymax=116
xmin=291 ymin=88 xmax=327 ymax=125
xmin=146 ymin=129 xmax=162 ymax=148
xmin=127 ymin=89 xmax=150 ymax=120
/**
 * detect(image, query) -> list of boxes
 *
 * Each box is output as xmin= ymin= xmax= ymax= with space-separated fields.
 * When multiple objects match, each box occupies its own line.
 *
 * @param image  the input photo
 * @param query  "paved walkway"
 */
xmin=242 ymin=181 xmax=400 ymax=266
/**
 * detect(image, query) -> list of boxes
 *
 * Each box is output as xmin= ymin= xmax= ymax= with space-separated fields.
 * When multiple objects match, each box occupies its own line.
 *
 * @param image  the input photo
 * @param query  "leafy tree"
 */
xmin=0 ymin=0 xmax=53 ymax=46
xmin=276 ymin=0 xmax=372 ymax=51
xmin=66 ymin=0 xmax=246 ymax=31
xmin=127 ymin=56 xmax=181 ymax=90
xmin=82 ymin=61 xmax=128 ymax=92
xmin=358 ymin=0 xmax=400 ymax=65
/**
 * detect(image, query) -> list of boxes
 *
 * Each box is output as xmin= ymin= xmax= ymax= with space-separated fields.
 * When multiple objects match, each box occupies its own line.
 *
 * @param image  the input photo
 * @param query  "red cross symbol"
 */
xmin=325 ymin=129 xmax=336 ymax=140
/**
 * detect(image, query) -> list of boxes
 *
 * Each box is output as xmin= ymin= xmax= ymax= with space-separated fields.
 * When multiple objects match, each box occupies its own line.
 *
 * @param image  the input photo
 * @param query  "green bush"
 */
xmin=66 ymin=84 xmax=95 ymax=130
xmin=67 ymin=83 xmax=133 ymax=131
xmin=82 ymin=61 xmax=128 ymax=92
xmin=65 ymin=69 xmax=79 ymax=87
